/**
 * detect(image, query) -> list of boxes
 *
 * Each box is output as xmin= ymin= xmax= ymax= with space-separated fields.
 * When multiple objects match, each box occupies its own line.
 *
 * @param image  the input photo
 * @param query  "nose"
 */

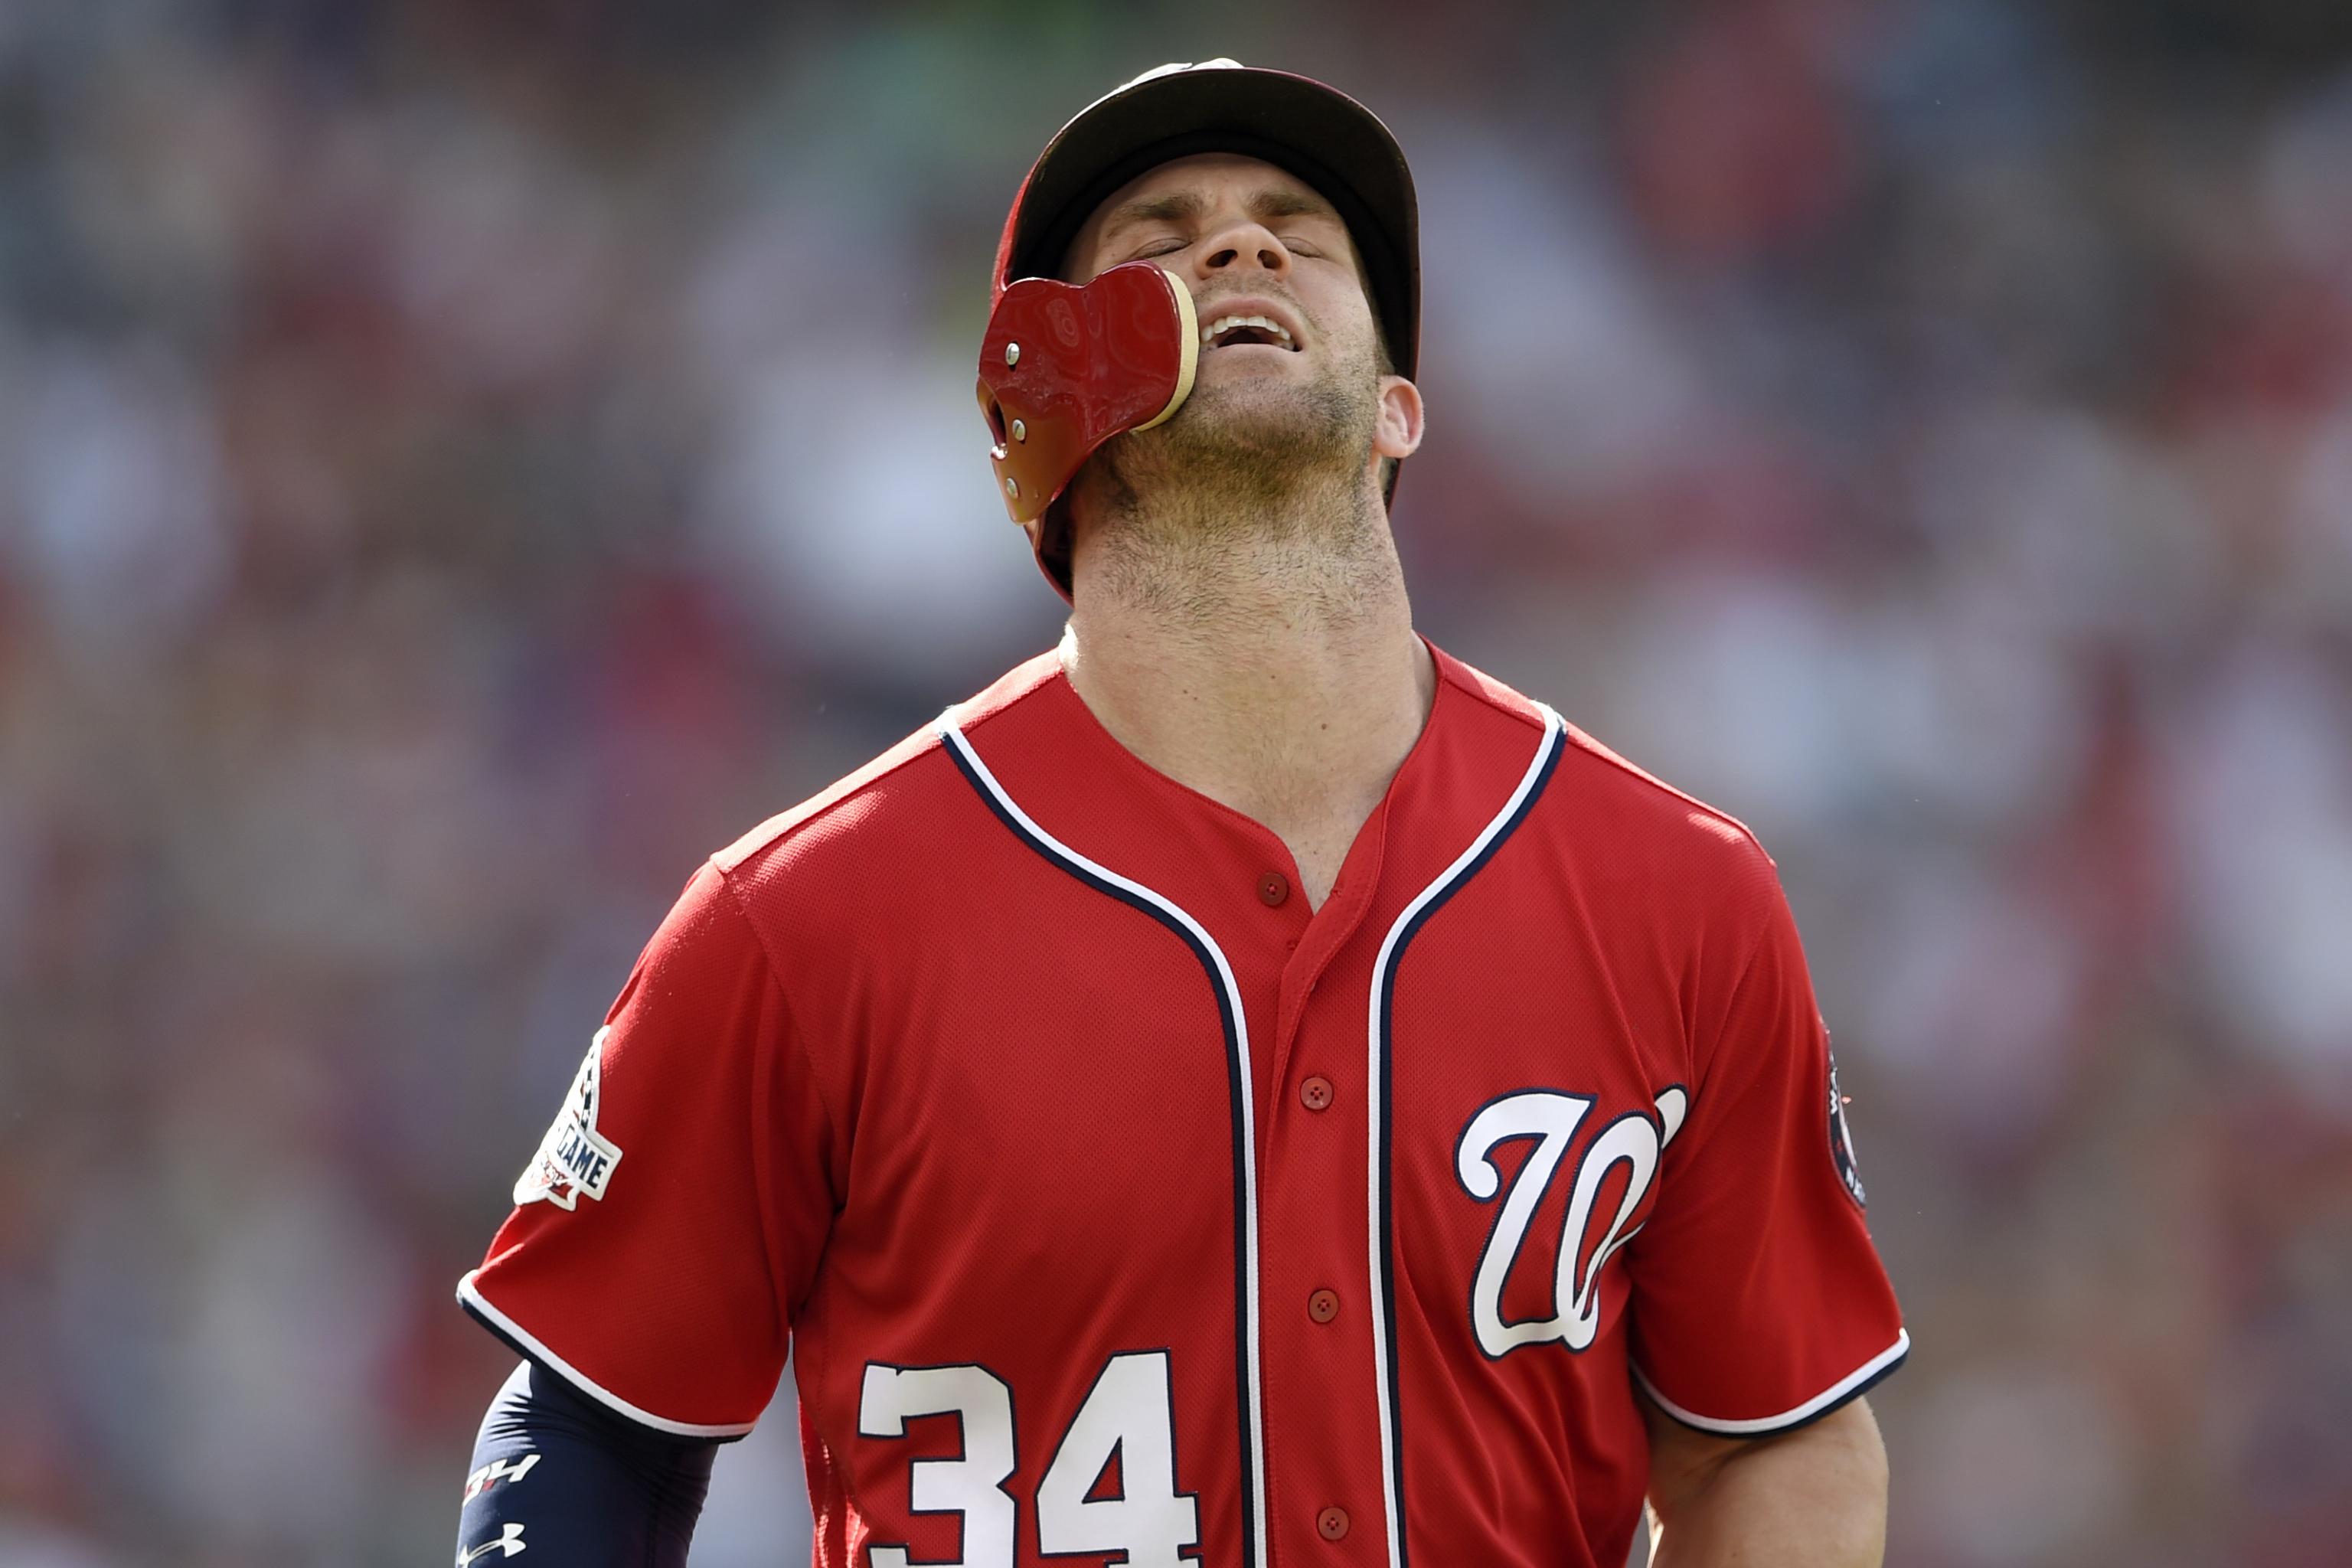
xmin=1193 ymin=214 xmax=1292 ymax=285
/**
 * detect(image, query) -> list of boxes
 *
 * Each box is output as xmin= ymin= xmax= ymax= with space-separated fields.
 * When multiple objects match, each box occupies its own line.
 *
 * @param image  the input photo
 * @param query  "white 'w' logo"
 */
xmin=1455 ymin=1086 xmax=1688 ymax=1357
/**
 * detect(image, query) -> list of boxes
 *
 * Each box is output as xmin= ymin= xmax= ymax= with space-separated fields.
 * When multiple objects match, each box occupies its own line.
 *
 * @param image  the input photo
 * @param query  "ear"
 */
xmin=1372 ymin=374 xmax=1424 ymax=461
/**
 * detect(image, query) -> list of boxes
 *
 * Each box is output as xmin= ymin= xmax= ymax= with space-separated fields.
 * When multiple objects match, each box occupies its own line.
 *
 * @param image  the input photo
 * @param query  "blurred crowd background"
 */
xmin=4 ymin=0 xmax=2350 ymax=1563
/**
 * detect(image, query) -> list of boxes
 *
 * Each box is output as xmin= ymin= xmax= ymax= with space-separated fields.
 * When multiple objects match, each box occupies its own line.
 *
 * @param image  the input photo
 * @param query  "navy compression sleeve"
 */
xmin=456 ymin=1361 xmax=719 ymax=1566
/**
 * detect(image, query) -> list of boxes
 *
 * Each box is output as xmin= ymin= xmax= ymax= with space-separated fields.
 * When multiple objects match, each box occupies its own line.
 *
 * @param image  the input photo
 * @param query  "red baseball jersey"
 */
xmin=459 ymin=643 xmax=1906 ymax=1568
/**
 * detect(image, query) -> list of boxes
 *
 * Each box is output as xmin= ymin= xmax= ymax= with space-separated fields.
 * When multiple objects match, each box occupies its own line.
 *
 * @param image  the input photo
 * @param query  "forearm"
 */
xmin=1643 ymin=1396 xmax=1887 ymax=1568
xmin=457 ymin=1360 xmax=719 ymax=1566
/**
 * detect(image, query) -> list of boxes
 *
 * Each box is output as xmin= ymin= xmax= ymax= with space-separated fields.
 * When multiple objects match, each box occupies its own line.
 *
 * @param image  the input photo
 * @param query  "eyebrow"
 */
xmin=1097 ymin=186 xmax=1340 ymax=244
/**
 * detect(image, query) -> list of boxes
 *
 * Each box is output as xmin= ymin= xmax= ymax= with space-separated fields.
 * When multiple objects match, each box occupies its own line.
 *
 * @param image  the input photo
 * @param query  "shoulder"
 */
xmin=1435 ymin=645 xmax=1783 ymax=911
xmin=708 ymin=652 xmax=1063 ymax=909
xmin=709 ymin=725 xmax=947 ymax=878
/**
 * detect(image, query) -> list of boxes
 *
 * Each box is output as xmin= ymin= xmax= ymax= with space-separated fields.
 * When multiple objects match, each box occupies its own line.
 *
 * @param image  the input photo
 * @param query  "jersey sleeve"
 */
xmin=458 ymin=861 xmax=838 ymax=1439
xmin=1624 ymin=844 xmax=1908 ymax=1436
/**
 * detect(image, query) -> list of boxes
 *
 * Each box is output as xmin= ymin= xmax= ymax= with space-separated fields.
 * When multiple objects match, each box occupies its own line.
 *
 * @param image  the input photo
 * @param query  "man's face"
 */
xmin=1059 ymin=153 xmax=1410 ymax=508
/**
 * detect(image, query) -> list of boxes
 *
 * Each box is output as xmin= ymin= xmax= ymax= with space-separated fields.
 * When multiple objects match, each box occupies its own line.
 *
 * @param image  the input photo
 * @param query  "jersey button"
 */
xmin=1308 ymin=1288 xmax=1341 ymax=1324
xmin=1317 ymin=1506 xmax=1351 ymax=1541
xmin=1258 ymin=871 xmax=1290 ymax=906
xmin=1300 ymin=1075 xmax=1334 ymax=1112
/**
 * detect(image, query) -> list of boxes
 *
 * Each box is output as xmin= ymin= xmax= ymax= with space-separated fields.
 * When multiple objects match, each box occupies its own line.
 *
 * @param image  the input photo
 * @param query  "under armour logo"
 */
xmin=458 ymin=1522 xmax=526 ymax=1564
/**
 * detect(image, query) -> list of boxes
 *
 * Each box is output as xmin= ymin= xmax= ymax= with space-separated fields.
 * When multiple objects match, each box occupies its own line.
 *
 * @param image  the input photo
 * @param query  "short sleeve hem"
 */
xmin=1634 ymin=1328 xmax=1910 ymax=1439
xmin=457 ymin=1269 xmax=758 ymax=1441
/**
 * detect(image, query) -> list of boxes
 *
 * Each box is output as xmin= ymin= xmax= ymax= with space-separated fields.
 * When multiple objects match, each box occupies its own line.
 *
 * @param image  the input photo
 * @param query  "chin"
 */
xmin=1135 ymin=358 xmax=1372 ymax=472
xmin=1184 ymin=371 xmax=1318 ymax=423
xmin=1169 ymin=399 xmax=1319 ymax=456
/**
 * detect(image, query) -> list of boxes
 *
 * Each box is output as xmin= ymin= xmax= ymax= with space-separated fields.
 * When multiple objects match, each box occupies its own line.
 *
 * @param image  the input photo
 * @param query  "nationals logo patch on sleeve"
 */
xmin=1827 ymin=1048 xmax=1866 ymax=1208
xmin=514 ymin=1029 xmax=625 ymax=1211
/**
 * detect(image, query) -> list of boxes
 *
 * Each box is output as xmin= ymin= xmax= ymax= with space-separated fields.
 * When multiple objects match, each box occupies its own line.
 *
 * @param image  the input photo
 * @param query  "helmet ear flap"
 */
xmin=977 ymin=263 xmax=1199 ymax=541
xmin=1129 ymin=283 xmax=1198 ymax=432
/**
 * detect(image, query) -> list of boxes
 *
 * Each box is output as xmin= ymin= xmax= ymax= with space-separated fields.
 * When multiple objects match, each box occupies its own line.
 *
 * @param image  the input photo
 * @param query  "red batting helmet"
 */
xmin=985 ymin=59 xmax=1423 ymax=598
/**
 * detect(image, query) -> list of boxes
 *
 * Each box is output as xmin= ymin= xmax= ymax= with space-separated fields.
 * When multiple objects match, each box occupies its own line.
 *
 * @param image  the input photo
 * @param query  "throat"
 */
xmin=1057 ymin=612 xmax=1439 ymax=914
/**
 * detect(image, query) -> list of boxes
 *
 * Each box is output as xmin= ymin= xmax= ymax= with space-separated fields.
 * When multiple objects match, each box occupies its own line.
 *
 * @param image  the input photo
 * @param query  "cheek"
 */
xmin=1321 ymin=315 xmax=1382 ymax=377
xmin=1303 ymin=283 xmax=1378 ymax=363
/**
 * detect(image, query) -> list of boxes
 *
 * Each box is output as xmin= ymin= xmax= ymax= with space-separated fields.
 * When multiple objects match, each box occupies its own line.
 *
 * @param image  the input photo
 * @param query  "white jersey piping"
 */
xmin=456 ymin=1269 xmax=760 ymax=1439
xmin=1366 ymin=704 xmax=1566 ymax=1568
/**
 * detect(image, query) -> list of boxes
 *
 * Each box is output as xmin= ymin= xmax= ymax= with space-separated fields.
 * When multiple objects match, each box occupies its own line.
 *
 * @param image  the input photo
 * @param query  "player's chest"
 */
xmin=825 ymin=860 xmax=1690 ymax=1275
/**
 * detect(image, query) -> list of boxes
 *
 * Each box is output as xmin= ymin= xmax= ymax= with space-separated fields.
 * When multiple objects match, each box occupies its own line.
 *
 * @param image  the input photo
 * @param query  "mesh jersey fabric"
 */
xmin=460 ymin=642 xmax=1906 ymax=1568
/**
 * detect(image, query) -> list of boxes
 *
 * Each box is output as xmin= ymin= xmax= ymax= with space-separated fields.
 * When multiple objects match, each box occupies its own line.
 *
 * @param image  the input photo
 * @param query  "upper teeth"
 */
xmin=1203 ymin=314 xmax=1293 ymax=348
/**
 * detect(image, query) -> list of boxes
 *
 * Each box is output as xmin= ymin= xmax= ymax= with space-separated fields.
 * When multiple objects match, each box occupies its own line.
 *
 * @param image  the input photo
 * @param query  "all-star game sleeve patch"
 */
xmin=1827 ymin=1046 xmax=1866 ymax=1209
xmin=514 ymin=1028 xmax=625 ymax=1211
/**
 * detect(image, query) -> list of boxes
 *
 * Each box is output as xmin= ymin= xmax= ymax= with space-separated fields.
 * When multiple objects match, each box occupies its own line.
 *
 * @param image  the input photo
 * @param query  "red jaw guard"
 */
xmin=977 ymin=263 xmax=1200 ymax=531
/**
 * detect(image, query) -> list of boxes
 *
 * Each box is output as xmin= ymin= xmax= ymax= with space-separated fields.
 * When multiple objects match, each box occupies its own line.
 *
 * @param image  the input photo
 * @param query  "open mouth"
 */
xmin=1200 ymin=313 xmax=1298 ymax=351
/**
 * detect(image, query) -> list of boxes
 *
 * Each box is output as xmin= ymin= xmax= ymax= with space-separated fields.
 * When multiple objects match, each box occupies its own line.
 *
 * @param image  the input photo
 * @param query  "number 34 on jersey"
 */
xmin=861 ymin=1351 xmax=1195 ymax=1568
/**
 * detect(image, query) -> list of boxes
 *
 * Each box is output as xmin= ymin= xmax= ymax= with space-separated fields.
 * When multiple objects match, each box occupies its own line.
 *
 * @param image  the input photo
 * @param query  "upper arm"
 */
xmin=458 ymin=1361 xmax=719 ymax=1568
xmin=459 ymin=861 xmax=839 ymax=1436
xmin=1623 ymin=843 xmax=1909 ymax=1434
xmin=1641 ymin=1387 xmax=1890 ymax=1568
xmin=1639 ymin=1387 xmax=1886 ymax=1526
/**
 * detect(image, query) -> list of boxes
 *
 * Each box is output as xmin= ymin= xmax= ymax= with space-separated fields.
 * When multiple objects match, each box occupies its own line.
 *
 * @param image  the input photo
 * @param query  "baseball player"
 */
xmin=453 ymin=60 xmax=1906 ymax=1568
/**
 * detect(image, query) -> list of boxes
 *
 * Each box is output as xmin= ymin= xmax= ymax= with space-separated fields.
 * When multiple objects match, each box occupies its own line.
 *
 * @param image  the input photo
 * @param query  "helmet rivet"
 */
xmin=1011 ymin=419 xmax=1027 ymax=443
xmin=1004 ymin=342 xmax=1021 ymax=367
xmin=1004 ymin=476 xmax=1020 ymax=498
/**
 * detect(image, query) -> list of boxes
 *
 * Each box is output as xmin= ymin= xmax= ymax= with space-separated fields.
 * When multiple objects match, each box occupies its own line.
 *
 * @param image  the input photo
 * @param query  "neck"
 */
xmin=1060 ymin=482 xmax=1436 ymax=906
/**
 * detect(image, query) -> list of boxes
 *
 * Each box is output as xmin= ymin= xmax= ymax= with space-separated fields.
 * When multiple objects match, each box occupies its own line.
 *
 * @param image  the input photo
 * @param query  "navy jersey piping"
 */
xmin=936 ymin=717 xmax=1266 ymax=1568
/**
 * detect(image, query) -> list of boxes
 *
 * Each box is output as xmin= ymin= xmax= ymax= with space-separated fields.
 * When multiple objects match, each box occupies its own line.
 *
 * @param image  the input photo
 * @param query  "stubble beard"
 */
xmin=1072 ymin=343 xmax=1393 ymax=625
